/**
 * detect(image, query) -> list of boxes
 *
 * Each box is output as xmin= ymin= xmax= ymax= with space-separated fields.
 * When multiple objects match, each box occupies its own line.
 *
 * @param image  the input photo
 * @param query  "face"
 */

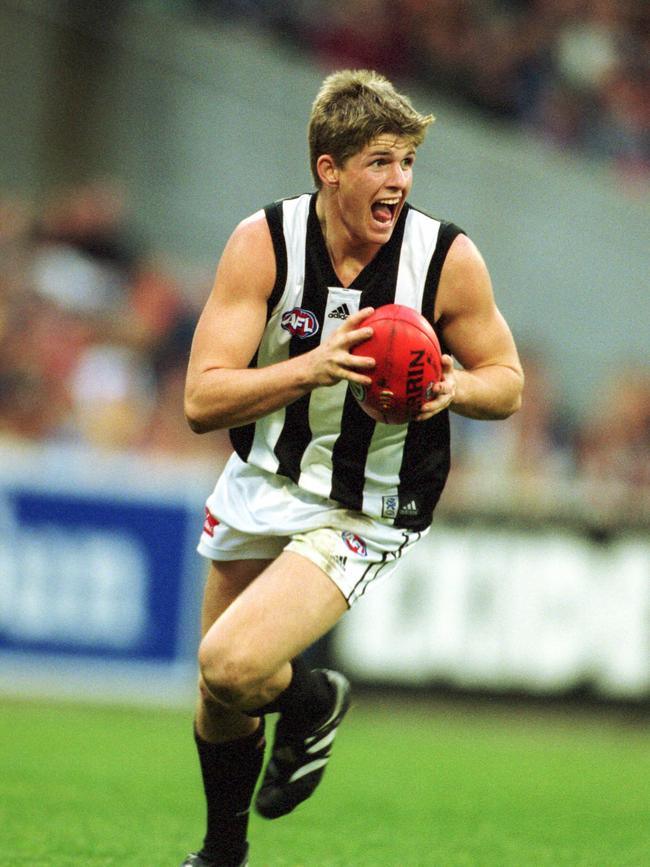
xmin=325 ymin=134 xmax=416 ymax=247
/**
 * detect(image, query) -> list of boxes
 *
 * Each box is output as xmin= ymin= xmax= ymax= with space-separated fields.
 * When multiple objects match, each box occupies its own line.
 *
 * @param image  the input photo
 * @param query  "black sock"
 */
xmin=246 ymin=657 xmax=334 ymax=733
xmin=194 ymin=719 xmax=265 ymax=865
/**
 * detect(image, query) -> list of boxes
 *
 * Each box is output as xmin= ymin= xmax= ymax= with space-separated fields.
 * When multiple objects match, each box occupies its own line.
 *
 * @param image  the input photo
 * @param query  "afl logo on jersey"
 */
xmin=342 ymin=530 xmax=367 ymax=557
xmin=281 ymin=307 xmax=319 ymax=339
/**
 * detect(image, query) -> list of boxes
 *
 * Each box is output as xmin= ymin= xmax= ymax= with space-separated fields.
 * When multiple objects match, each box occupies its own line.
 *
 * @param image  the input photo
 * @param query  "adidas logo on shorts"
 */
xmin=328 ymin=303 xmax=351 ymax=320
xmin=398 ymin=499 xmax=419 ymax=516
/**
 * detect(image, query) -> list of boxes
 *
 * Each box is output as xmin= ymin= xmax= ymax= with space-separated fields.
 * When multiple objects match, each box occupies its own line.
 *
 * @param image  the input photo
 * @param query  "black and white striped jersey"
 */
xmin=230 ymin=193 xmax=463 ymax=531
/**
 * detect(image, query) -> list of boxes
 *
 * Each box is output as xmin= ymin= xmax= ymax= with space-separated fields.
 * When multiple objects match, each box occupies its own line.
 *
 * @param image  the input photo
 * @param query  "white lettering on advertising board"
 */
xmin=0 ymin=498 xmax=148 ymax=648
xmin=334 ymin=526 xmax=650 ymax=698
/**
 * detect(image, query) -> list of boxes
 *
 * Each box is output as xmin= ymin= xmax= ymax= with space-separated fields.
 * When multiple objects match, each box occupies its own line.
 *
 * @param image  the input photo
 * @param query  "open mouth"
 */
xmin=371 ymin=199 xmax=399 ymax=225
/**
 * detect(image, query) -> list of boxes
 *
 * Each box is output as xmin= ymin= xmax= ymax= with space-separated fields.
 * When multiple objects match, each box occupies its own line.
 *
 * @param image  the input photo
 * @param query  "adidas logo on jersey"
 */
xmin=398 ymin=499 xmax=419 ymax=516
xmin=328 ymin=303 xmax=351 ymax=320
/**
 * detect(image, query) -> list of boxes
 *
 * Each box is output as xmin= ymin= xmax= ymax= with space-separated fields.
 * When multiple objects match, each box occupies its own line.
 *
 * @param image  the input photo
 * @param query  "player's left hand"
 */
xmin=415 ymin=354 xmax=456 ymax=420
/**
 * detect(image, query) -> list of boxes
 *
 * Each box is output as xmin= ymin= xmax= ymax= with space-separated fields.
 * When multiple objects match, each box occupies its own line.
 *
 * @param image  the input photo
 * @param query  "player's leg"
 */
xmin=198 ymin=550 xmax=348 ymax=707
xmin=195 ymin=558 xmax=273 ymax=743
xmin=198 ymin=549 xmax=351 ymax=820
xmin=183 ymin=558 xmax=271 ymax=867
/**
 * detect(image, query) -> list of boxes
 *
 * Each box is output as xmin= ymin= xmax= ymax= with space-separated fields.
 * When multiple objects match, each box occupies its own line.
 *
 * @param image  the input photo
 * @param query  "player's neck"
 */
xmin=316 ymin=192 xmax=382 ymax=288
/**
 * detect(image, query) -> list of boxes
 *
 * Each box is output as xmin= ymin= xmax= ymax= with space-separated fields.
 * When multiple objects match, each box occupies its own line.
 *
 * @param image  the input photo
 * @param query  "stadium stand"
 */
xmin=192 ymin=0 xmax=650 ymax=190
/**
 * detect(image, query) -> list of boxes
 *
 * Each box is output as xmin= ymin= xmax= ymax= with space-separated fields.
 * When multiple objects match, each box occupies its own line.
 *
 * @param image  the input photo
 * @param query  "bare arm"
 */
xmin=184 ymin=211 xmax=376 ymax=433
xmin=419 ymin=233 xmax=524 ymax=421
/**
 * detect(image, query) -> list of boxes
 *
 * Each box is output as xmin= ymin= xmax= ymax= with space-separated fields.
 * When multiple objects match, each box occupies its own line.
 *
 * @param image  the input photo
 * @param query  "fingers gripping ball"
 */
xmin=350 ymin=304 xmax=443 ymax=424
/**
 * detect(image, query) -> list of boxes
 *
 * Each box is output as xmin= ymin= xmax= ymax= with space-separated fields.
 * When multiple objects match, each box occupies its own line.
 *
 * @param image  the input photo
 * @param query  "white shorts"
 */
xmin=197 ymin=453 xmax=427 ymax=606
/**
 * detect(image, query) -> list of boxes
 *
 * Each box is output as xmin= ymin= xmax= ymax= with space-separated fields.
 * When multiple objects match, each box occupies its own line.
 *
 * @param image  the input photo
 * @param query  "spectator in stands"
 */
xmin=306 ymin=0 xmax=408 ymax=78
xmin=451 ymin=348 xmax=575 ymax=497
xmin=575 ymin=368 xmax=650 ymax=509
xmin=0 ymin=182 xmax=223 ymax=458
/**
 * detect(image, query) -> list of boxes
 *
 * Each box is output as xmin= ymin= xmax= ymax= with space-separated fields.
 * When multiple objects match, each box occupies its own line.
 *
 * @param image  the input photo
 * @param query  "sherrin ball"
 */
xmin=349 ymin=304 xmax=443 ymax=425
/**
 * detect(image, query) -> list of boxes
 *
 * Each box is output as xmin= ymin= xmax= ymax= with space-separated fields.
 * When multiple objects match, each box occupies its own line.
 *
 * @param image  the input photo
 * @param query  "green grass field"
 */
xmin=1 ymin=694 xmax=649 ymax=866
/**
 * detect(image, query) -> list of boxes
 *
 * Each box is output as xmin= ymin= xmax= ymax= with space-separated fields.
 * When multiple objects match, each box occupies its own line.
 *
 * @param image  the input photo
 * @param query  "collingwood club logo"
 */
xmin=382 ymin=496 xmax=398 ymax=518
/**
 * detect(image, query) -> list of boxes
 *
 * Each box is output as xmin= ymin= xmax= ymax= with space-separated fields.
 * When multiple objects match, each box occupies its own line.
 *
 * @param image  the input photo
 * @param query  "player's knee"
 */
xmin=198 ymin=639 xmax=260 ymax=708
xmin=198 ymin=674 xmax=220 ymax=707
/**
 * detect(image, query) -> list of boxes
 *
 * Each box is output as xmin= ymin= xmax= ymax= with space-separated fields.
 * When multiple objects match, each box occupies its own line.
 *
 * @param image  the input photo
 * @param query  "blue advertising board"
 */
xmin=0 ymin=445 xmax=214 ymax=703
xmin=2 ymin=490 xmax=190 ymax=661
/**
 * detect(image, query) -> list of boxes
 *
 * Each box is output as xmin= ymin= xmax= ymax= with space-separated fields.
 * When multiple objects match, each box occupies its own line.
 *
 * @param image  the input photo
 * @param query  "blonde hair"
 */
xmin=308 ymin=69 xmax=434 ymax=187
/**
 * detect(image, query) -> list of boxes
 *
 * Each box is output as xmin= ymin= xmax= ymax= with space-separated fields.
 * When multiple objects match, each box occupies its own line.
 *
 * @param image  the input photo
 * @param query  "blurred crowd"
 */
xmin=194 ymin=0 xmax=650 ymax=190
xmin=1 ymin=182 xmax=649 ymax=521
xmin=0 ymin=181 xmax=231 ymax=465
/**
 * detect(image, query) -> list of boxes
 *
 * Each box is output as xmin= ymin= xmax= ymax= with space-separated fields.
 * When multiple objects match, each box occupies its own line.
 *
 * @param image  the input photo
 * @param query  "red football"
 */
xmin=350 ymin=304 xmax=443 ymax=424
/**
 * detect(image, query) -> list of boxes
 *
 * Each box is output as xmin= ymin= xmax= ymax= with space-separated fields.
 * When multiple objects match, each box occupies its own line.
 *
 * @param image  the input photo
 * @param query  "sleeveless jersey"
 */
xmin=230 ymin=193 xmax=464 ymax=532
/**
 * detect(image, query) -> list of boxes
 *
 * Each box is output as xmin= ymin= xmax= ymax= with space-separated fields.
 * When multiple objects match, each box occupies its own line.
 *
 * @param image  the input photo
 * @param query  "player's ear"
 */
xmin=316 ymin=155 xmax=339 ymax=188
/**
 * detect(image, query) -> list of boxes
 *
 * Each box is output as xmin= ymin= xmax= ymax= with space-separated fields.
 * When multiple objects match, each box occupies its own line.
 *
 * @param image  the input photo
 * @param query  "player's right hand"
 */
xmin=304 ymin=307 xmax=376 ymax=388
